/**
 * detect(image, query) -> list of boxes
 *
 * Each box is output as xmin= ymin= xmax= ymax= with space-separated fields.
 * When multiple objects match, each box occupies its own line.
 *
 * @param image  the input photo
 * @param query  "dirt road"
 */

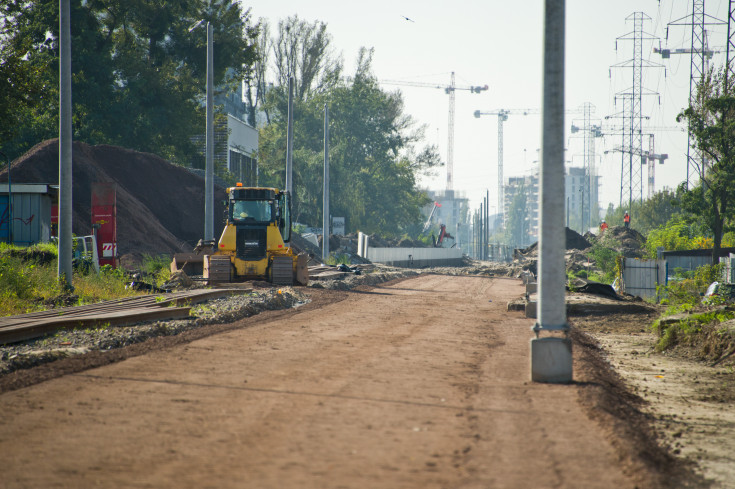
xmin=1 ymin=275 xmax=661 ymax=488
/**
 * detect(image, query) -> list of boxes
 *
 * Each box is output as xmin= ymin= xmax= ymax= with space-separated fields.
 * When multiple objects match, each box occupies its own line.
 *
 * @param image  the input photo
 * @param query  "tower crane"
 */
xmin=473 ymin=109 xmax=537 ymax=227
xmin=381 ymin=73 xmax=488 ymax=192
xmin=474 ymin=108 xmax=584 ymax=226
xmin=601 ymin=125 xmax=674 ymax=199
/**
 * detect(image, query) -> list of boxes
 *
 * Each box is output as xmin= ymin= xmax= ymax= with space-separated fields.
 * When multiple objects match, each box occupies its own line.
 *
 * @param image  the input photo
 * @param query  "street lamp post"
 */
xmin=58 ymin=0 xmax=73 ymax=289
xmin=189 ymin=18 xmax=214 ymax=242
xmin=205 ymin=21 xmax=214 ymax=242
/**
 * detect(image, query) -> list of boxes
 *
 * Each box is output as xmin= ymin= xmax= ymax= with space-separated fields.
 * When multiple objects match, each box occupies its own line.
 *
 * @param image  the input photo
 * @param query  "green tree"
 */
xmin=643 ymin=214 xmax=719 ymax=257
xmin=677 ymin=66 xmax=735 ymax=260
xmin=257 ymin=47 xmax=439 ymax=236
xmin=271 ymin=15 xmax=343 ymax=102
xmin=603 ymin=189 xmax=681 ymax=235
xmin=0 ymin=0 xmax=258 ymax=162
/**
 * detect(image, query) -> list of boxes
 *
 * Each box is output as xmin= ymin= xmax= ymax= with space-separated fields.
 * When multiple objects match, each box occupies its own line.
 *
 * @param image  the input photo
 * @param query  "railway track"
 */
xmin=0 ymin=288 xmax=251 ymax=345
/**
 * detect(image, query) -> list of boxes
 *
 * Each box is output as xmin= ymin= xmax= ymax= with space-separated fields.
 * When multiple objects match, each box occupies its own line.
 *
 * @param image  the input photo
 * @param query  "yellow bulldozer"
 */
xmin=171 ymin=184 xmax=308 ymax=286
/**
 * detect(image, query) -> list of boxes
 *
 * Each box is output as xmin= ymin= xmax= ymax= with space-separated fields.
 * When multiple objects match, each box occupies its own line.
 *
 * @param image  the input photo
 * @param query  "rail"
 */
xmin=0 ymin=288 xmax=251 ymax=345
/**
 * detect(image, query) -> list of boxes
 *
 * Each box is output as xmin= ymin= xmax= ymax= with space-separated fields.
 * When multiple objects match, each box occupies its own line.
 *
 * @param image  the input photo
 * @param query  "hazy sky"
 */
xmin=243 ymin=0 xmax=732 ymax=212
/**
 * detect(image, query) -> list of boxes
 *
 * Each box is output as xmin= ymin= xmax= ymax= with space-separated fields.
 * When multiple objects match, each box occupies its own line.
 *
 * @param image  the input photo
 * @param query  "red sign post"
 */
xmin=91 ymin=183 xmax=117 ymax=268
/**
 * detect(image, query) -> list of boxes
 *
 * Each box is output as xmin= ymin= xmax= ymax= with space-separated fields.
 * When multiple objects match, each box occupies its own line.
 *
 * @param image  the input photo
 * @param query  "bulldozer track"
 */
xmin=0 ymin=288 xmax=251 ymax=345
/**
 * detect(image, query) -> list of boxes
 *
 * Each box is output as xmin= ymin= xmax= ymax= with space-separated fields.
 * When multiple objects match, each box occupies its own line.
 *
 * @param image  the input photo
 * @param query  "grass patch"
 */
xmin=654 ymin=308 xmax=735 ymax=353
xmin=140 ymin=253 xmax=172 ymax=286
xmin=325 ymin=253 xmax=352 ymax=266
xmin=0 ymin=243 xmax=144 ymax=316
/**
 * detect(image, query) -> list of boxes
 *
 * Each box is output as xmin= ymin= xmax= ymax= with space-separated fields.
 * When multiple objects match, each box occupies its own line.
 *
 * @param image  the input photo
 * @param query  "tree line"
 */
xmin=251 ymin=16 xmax=441 ymax=236
xmin=0 ymin=0 xmax=257 ymax=164
xmin=0 ymin=4 xmax=439 ymax=237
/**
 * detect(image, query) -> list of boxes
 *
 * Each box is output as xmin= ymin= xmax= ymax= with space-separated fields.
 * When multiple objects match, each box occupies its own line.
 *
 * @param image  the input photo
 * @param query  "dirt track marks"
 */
xmin=1 ymin=275 xmax=640 ymax=488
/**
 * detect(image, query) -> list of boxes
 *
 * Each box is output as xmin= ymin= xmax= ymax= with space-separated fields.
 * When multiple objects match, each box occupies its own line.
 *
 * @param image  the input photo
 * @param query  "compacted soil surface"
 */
xmin=573 ymin=309 xmax=735 ymax=489
xmin=0 ymin=275 xmax=703 ymax=488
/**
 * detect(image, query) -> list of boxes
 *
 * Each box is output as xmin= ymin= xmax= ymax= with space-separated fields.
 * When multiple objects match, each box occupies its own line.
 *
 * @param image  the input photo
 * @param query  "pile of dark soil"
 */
xmin=516 ymin=227 xmax=592 ymax=257
xmin=0 ymin=139 xmax=226 ymax=265
xmin=565 ymin=226 xmax=592 ymax=250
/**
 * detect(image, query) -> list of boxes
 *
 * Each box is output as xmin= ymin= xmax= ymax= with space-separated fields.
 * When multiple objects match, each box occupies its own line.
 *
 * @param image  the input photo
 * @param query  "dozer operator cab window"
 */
xmin=231 ymin=200 xmax=273 ymax=223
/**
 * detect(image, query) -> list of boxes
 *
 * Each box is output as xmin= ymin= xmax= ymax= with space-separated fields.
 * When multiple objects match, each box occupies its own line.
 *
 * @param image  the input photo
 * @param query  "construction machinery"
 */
xmin=422 ymin=202 xmax=441 ymax=233
xmin=171 ymin=184 xmax=308 ymax=286
xmin=433 ymin=224 xmax=455 ymax=248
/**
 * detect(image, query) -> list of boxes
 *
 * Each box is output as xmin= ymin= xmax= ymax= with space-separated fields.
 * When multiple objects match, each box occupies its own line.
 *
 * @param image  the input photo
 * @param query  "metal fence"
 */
xmin=623 ymin=258 xmax=667 ymax=300
xmin=721 ymin=254 xmax=735 ymax=284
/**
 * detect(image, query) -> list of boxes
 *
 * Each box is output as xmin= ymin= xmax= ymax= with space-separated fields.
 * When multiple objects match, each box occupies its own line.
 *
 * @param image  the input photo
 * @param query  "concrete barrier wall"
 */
xmin=366 ymin=247 xmax=463 ymax=268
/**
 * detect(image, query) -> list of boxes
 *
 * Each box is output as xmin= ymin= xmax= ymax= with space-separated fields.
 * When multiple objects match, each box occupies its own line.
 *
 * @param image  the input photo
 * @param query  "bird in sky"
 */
xmin=401 ymin=15 xmax=415 ymax=22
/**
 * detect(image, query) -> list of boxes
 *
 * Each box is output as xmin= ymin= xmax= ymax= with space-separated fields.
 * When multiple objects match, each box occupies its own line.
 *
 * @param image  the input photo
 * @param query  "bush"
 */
xmin=654 ymin=308 xmax=735 ymax=352
xmin=0 ymin=243 xmax=143 ymax=316
xmin=587 ymin=244 xmax=619 ymax=283
xmin=657 ymin=263 xmax=724 ymax=309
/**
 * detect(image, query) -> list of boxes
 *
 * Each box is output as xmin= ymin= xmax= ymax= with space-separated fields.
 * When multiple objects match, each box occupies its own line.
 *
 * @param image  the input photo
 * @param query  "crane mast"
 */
xmin=446 ymin=72 xmax=456 ymax=190
xmin=475 ymin=107 xmax=587 ymax=228
xmin=380 ymin=74 xmax=488 ymax=192
xmin=473 ymin=109 xmax=539 ymax=227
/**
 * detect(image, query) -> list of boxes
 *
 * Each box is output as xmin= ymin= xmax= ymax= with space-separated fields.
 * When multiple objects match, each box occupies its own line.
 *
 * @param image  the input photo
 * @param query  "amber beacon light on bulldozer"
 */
xmin=171 ymin=184 xmax=309 ymax=286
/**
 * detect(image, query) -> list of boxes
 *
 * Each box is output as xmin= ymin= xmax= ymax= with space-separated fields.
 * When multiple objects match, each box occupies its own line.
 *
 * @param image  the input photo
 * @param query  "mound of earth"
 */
xmin=0 ymin=139 xmax=227 ymax=265
xmin=595 ymin=225 xmax=646 ymax=258
xmin=517 ymin=227 xmax=591 ymax=257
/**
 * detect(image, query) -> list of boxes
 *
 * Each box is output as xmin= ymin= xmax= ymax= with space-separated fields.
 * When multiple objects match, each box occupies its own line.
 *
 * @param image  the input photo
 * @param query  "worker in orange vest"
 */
xmin=600 ymin=220 xmax=608 ymax=233
xmin=623 ymin=211 xmax=630 ymax=228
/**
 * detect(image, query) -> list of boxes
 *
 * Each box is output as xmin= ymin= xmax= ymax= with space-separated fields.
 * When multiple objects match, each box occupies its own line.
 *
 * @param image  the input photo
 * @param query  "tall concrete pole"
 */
xmin=58 ymin=0 xmax=73 ymax=289
xmin=480 ymin=200 xmax=485 ymax=260
xmin=532 ymin=0 xmax=572 ymax=383
xmin=485 ymin=189 xmax=490 ymax=260
xmin=322 ymin=104 xmax=330 ymax=261
xmin=204 ymin=21 xmax=214 ymax=241
xmin=286 ymin=76 xmax=294 ymax=194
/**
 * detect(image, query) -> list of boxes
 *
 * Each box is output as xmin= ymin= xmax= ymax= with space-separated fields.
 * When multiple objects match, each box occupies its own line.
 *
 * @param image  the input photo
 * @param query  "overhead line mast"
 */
xmin=609 ymin=12 xmax=663 ymax=206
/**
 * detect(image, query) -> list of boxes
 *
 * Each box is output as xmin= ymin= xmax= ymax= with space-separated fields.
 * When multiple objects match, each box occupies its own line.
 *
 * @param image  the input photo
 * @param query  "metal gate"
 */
xmin=721 ymin=254 xmax=735 ymax=284
xmin=623 ymin=258 xmax=667 ymax=300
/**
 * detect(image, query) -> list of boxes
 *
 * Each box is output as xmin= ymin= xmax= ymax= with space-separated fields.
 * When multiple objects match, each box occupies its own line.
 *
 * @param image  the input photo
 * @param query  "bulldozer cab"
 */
xmin=231 ymin=199 xmax=272 ymax=223
xmin=227 ymin=187 xmax=291 ymax=243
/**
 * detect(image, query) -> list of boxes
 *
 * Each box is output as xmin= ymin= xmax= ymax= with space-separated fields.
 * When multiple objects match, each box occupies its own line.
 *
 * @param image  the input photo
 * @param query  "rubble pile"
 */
xmin=514 ymin=227 xmax=592 ymax=259
xmin=509 ymin=227 xmax=595 ymax=278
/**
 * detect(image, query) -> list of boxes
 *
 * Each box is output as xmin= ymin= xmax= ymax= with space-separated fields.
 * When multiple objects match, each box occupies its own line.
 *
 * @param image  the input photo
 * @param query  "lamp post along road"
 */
xmin=286 ymin=76 xmax=294 ymax=197
xmin=322 ymin=104 xmax=330 ymax=261
xmin=58 ymin=0 xmax=73 ymax=288
xmin=204 ymin=21 xmax=214 ymax=242
xmin=532 ymin=0 xmax=572 ymax=383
